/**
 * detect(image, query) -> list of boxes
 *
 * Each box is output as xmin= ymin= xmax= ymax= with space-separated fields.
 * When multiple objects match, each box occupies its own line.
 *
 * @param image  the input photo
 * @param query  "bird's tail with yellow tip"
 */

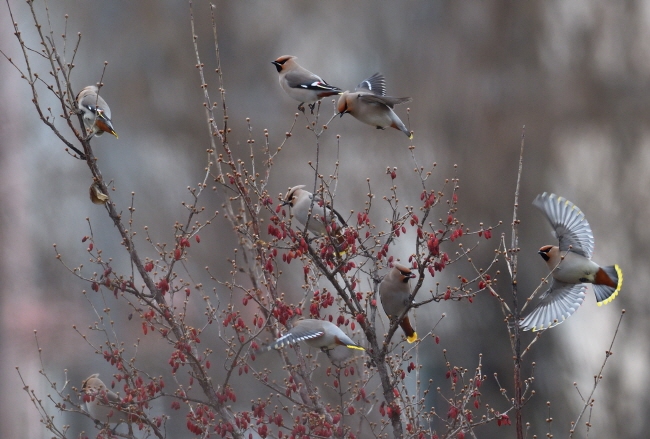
xmin=594 ymin=265 xmax=623 ymax=306
xmin=400 ymin=317 xmax=418 ymax=343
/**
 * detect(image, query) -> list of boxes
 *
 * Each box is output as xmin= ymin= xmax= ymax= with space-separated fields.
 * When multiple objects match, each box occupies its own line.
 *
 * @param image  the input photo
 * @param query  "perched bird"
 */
xmin=89 ymin=182 xmax=109 ymax=204
xmin=272 ymin=55 xmax=342 ymax=113
xmin=76 ymin=85 xmax=118 ymax=139
xmin=81 ymin=374 xmax=139 ymax=427
xmin=283 ymin=185 xmax=347 ymax=237
xmin=520 ymin=192 xmax=623 ymax=331
xmin=379 ymin=264 xmax=418 ymax=343
xmin=264 ymin=318 xmax=364 ymax=352
xmin=337 ymin=73 xmax=413 ymax=138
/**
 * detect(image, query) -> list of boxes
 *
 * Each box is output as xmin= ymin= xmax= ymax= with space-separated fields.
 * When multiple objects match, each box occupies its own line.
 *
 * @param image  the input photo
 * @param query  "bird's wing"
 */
xmin=89 ymin=386 xmax=122 ymax=406
xmin=266 ymin=327 xmax=324 ymax=350
xmin=285 ymin=71 xmax=341 ymax=92
xmin=533 ymin=192 xmax=594 ymax=258
xmin=311 ymin=196 xmax=348 ymax=227
xmin=103 ymin=389 xmax=122 ymax=405
xmin=357 ymin=93 xmax=412 ymax=109
xmin=519 ymin=280 xmax=587 ymax=331
xmin=355 ymin=73 xmax=386 ymax=96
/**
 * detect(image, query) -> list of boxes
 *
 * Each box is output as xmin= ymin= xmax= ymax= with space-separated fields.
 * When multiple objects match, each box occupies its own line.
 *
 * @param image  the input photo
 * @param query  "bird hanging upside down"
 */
xmin=76 ymin=85 xmax=118 ymax=139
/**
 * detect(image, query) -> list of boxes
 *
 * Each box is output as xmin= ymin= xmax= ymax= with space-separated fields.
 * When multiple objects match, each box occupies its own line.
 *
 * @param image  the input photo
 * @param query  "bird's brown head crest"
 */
xmin=82 ymin=373 xmax=100 ymax=391
xmin=272 ymin=55 xmax=296 ymax=73
xmin=394 ymin=263 xmax=416 ymax=283
xmin=538 ymin=245 xmax=553 ymax=262
xmin=283 ymin=185 xmax=305 ymax=207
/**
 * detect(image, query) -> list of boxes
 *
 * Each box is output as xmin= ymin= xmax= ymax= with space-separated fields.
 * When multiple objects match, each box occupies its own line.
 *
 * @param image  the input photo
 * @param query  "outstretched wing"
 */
xmin=312 ymin=195 xmax=348 ymax=228
xmin=285 ymin=71 xmax=341 ymax=92
xmin=533 ymin=192 xmax=594 ymax=258
xmin=355 ymin=73 xmax=386 ymax=96
xmin=520 ymin=280 xmax=587 ymax=331
xmin=357 ymin=93 xmax=412 ymax=109
xmin=265 ymin=327 xmax=324 ymax=351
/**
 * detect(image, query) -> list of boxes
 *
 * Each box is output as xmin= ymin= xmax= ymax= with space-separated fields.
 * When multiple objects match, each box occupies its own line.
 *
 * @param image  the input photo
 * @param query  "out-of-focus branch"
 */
xmin=510 ymin=126 xmax=526 ymax=439
xmin=569 ymin=310 xmax=625 ymax=437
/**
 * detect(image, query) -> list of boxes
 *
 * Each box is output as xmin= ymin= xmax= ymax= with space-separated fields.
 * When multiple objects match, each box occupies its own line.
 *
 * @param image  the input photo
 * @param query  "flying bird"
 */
xmin=520 ymin=192 xmax=623 ymax=331
xmin=76 ymin=85 xmax=118 ymax=139
xmin=272 ymin=55 xmax=342 ymax=113
xmin=337 ymin=73 xmax=413 ymax=138
xmin=263 ymin=318 xmax=364 ymax=352
xmin=380 ymin=264 xmax=418 ymax=343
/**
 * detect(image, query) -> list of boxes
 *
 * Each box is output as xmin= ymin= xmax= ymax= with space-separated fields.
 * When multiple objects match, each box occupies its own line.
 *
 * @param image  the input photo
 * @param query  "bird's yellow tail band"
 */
xmin=406 ymin=332 xmax=418 ymax=343
xmin=597 ymin=264 xmax=623 ymax=306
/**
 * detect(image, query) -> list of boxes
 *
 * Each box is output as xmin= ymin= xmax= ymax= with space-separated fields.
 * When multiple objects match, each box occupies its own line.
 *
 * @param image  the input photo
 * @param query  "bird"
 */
xmin=89 ymin=182 xmax=109 ymax=204
xmin=81 ymin=374 xmax=140 ymax=427
xmin=520 ymin=192 xmax=623 ymax=331
xmin=283 ymin=185 xmax=347 ymax=238
xmin=76 ymin=85 xmax=118 ymax=139
xmin=337 ymin=73 xmax=413 ymax=138
xmin=379 ymin=264 xmax=418 ymax=343
xmin=272 ymin=55 xmax=342 ymax=113
xmin=263 ymin=318 xmax=364 ymax=352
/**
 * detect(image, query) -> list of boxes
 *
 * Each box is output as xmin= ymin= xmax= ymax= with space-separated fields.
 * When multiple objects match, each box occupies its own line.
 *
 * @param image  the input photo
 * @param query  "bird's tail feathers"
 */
xmin=390 ymin=120 xmax=412 ymax=138
xmin=406 ymin=331 xmax=418 ymax=343
xmin=334 ymin=335 xmax=365 ymax=351
xmin=595 ymin=265 xmax=622 ymax=305
xmin=400 ymin=317 xmax=417 ymax=343
xmin=95 ymin=117 xmax=118 ymax=138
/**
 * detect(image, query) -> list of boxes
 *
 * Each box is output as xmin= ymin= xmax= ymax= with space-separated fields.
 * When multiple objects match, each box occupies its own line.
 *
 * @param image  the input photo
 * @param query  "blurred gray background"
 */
xmin=1 ymin=1 xmax=647 ymax=438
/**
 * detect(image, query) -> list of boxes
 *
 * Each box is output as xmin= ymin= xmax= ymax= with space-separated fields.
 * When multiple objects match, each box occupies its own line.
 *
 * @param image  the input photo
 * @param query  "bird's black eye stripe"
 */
xmin=399 ymin=270 xmax=412 ymax=283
